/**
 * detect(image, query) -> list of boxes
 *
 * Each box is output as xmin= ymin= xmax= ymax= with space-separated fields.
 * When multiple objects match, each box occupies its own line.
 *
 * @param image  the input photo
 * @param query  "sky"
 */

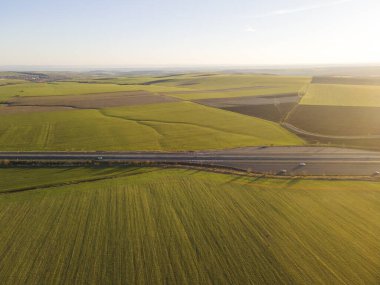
xmin=1 ymin=0 xmax=379 ymax=67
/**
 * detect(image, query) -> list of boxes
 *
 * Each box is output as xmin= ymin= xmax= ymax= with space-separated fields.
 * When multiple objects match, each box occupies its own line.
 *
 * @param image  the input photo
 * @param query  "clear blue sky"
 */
xmin=1 ymin=0 xmax=379 ymax=66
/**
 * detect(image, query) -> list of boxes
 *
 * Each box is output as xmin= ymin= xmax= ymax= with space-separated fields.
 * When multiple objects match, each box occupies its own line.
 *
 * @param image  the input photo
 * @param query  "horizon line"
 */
xmin=1 ymin=62 xmax=380 ymax=72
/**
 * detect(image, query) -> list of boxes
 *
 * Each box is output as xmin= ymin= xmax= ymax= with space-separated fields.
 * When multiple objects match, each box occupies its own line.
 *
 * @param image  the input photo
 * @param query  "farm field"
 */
xmin=196 ymin=94 xmax=299 ymax=122
xmin=101 ymin=102 xmax=303 ymax=147
xmin=0 ymin=167 xmax=136 ymax=193
xmin=151 ymin=74 xmax=310 ymax=90
xmin=72 ymin=76 xmax=164 ymax=85
xmin=6 ymin=91 xmax=179 ymax=109
xmin=65 ymin=73 xmax=310 ymax=100
xmin=0 ymin=81 xmax=189 ymax=102
xmin=282 ymin=80 xmax=380 ymax=149
xmin=168 ymin=86 xmax=302 ymax=100
xmin=0 ymin=101 xmax=303 ymax=151
xmin=5 ymin=72 xmax=380 ymax=151
xmin=0 ymin=79 xmax=28 ymax=86
xmin=300 ymin=83 xmax=380 ymax=107
xmin=225 ymin=102 xmax=296 ymax=122
xmin=286 ymin=105 xmax=380 ymax=136
xmin=312 ymin=76 xmax=380 ymax=86
xmin=2 ymin=1 xmax=380 ymax=284
xmin=0 ymin=167 xmax=379 ymax=284
xmin=159 ymin=74 xmax=310 ymax=100
xmin=0 ymin=73 xmax=309 ymax=151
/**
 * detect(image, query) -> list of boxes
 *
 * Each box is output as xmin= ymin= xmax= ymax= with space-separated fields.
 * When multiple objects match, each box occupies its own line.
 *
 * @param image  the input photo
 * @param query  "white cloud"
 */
xmin=254 ymin=0 xmax=354 ymax=18
xmin=245 ymin=26 xmax=256 ymax=33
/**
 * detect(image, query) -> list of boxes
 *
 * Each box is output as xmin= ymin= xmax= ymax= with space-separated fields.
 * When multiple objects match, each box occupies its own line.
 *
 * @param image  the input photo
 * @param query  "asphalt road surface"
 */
xmin=1 ymin=146 xmax=380 ymax=176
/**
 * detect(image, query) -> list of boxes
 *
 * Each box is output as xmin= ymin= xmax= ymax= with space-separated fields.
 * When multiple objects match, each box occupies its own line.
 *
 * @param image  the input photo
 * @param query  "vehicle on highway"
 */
xmin=299 ymin=162 xmax=306 ymax=166
xmin=279 ymin=169 xmax=287 ymax=174
xmin=375 ymin=171 xmax=380 ymax=175
xmin=97 ymin=156 xmax=103 ymax=160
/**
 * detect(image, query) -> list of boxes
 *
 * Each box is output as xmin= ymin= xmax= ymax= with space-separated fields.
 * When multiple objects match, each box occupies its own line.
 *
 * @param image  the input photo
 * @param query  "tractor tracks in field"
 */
xmin=98 ymin=110 xmax=260 ymax=141
xmin=97 ymin=110 xmax=165 ymax=149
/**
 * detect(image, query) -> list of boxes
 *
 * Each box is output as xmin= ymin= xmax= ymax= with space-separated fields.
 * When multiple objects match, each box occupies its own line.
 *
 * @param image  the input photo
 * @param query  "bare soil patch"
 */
xmin=195 ymin=93 xmax=298 ymax=108
xmin=224 ymin=103 xmax=296 ymax=122
xmin=166 ymin=86 xmax=277 ymax=95
xmin=195 ymin=94 xmax=299 ymax=122
xmin=6 ymin=91 xmax=179 ymax=109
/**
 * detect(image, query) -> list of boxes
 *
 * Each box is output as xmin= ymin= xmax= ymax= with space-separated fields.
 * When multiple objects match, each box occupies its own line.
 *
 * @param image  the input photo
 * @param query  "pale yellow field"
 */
xmin=300 ymin=84 xmax=380 ymax=107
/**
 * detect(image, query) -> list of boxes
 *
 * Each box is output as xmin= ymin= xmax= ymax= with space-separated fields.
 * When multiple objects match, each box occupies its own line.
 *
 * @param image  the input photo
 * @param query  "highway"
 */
xmin=1 ymin=146 xmax=380 ymax=176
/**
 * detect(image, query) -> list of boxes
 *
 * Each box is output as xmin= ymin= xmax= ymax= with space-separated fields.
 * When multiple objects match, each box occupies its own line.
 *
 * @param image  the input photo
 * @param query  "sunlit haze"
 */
xmin=1 ymin=0 xmax=379 ymax=66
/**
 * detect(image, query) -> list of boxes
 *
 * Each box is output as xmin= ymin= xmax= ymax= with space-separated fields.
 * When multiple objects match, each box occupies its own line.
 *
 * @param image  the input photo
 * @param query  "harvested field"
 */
xmin=312 ymin=76 xmax=380 ymax=85
xmin=6 ymin=91 xmax=179 ymax=109
xmin=224 ymin=103 xmax=296 ymax=122
xmin=196 ymin=94 xmax=299 ymax=122
xmin=167 ymin=85 xmax=275 ymax=95
xmin=286 ymin=105 xmax=380 ymax=136
xmin=195 ymin=93 xmax=299 ymax=108
xmin=169 ymin=86 xmax=304 ymax=100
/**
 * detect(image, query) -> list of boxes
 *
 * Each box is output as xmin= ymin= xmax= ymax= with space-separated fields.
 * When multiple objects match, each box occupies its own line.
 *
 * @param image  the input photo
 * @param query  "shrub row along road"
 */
xmin=1 ymin=146 xmax=380 ymax=176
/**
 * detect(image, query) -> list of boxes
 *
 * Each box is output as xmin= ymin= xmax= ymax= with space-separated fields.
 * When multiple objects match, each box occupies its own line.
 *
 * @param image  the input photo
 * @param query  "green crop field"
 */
xmin=0 ymin=79 xmax=28 ymax=86
xmin=101 ymin=102 xmax=303 ymax=148
xmin=0 ymin=167 xmax=379 ymax=284
xmin=157 ymin=74 xmax=310 ymax=100
xmin=0 ymin=109 xmax=163 ymax=151
xmin=0 ymin=167 xmax=137 ymax=193
xmin=153 ymin=74 xmax=311 ymax=90
xmin=0 ymin=102 xmax=303 ymax=151
xmin=300 ymin=83 xmax=380 ymax=107
xmin=0 ymin=82 xmax=189 ymax=102
xmin=0 ymin=74 xmax=311 ymax=103
xmin=70 ymin=76 xmax=166 ymax=85
xmin=170 ymin=85 xmax=303 ymax=100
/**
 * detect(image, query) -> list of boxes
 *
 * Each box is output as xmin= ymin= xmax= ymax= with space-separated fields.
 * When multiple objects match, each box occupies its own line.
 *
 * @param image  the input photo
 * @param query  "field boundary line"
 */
xmin=0 ymin=168 xmax=161 ymax=195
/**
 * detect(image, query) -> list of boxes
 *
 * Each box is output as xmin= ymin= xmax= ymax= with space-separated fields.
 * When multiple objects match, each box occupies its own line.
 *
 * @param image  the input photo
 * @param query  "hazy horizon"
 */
xmin=1 ymin=63 xmax=380 ymax=72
